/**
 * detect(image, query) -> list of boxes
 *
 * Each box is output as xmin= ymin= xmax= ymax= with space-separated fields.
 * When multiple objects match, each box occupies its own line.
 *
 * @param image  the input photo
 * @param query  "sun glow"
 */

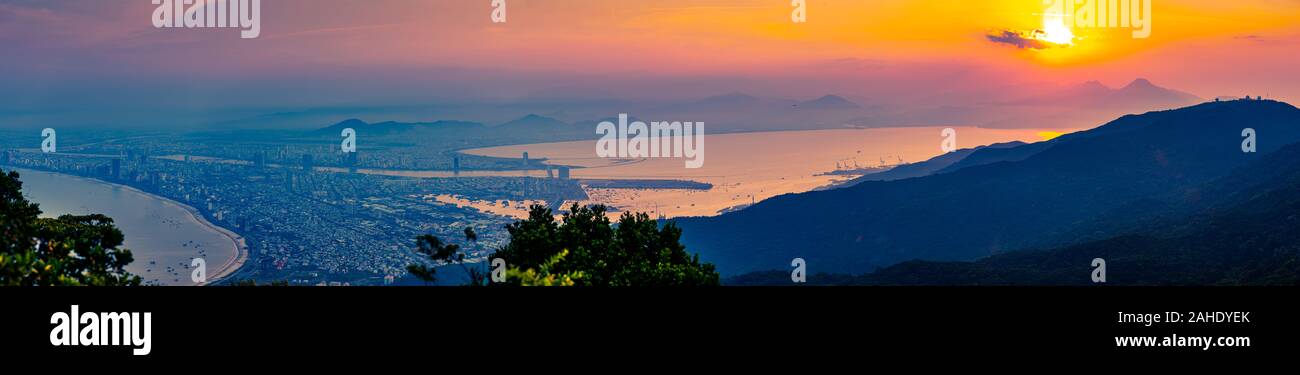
xmin=1037 ymin=131 xmax=1065 ymax=141
xmin=1038 ymin=14 xmax=1075 ymax=45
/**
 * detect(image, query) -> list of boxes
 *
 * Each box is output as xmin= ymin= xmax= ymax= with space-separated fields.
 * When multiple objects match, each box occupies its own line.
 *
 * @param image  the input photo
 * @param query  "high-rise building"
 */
xmin=111 ymin=158 xmax=121 ymax=179
xmin=302 ymin=154 xmax=314 ymax=172
xmin=522 ymin=152 xmax=530 ymax=168
xmin=558 ymin=166 xmax=571 ymax=180
xmin=453 ymin=157 xmax=460 ymax=176
xmin=347 ymin=151 xmax=358 ymax=173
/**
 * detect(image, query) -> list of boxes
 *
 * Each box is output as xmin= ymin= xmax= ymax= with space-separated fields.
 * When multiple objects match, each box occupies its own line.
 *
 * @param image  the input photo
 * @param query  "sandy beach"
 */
xmin=105 ymin=181 xmax=249 ymax=285
xmin=15 ymin=168 xmax=247 ymax=286
xmin=164 ymin=195 xmax=249 ymax=285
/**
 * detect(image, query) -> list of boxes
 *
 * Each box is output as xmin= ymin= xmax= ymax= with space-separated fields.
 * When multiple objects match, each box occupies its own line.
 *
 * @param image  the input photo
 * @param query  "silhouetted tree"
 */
xmin=0 ymin=170 xmax=141 ymax=286
xmin=464 ymin=227 xmax=477 ymax=243
xmin=493 ymin=203 xmax=719 ymax=286
xmin=406 ymin=227 xmax=486 ymax=286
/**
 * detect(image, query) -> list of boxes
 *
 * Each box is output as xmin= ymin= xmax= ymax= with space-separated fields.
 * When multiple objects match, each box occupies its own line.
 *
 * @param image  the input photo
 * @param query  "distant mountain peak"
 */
xmin=1115 ymin=78 xmax=1201 ymax=103
xmin=320 ymin=118 xmax=367 ymax=131
xmin=314 ymin=118 xmax=420 ymax=135
xmin=1124 ymin=78 xmax=1155 ymax=89
xmin=1079 ymin=80 xmax=1110 ymax=89
xmin=799 ymin=94 xmax=862 ymax=109
xmin=518 ymin=113 xmax=549 ymax=121
xmin=337 ymin=118 xmax=366 ymax=126
xmin=1006 ymin=78 xmax=1200 ymax=111
xmin=499 ymin=114 xmax=568 ymax=127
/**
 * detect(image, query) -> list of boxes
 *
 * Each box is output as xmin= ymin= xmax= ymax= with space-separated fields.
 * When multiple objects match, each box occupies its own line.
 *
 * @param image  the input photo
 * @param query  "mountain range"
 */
xmin=843 ymin=141 xmax=1026 ymax=185
xmin=736 ymin=134 xmax=1300 ymax=285
xmin=860 ymin=139 xmax=1300 ymax=285
xmin=1001 ymin=78 xmax=1200 ymax=109
xmin=299 ymin=79 xmax=1201 ymax=141
xmin=676 ymin=99 xmax=1300 ymax=280
xmin=313 ymin=114 xmax=594 ymax=145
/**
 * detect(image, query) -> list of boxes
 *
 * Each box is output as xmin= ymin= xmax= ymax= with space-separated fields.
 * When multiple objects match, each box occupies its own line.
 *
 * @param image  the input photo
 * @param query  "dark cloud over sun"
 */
xmin=986 ymin=29 xmax=1071 ymax=50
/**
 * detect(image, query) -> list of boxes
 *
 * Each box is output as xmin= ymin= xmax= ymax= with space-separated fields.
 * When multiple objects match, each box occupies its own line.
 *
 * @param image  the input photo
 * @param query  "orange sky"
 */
xmin=2 ymin=0 xmax=1298 ymax=127
xmin=258 ymin=0 xmax=1300 ymax=99
xmin=238 ymin=1 xmax=1298 ymax=70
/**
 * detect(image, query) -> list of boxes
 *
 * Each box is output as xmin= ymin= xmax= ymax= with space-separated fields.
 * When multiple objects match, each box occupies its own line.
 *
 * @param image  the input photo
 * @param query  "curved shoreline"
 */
xmin=162 ymin=195 xmax=248 ymax=286
xmin=12 ymin=168 xmax=247 ymax=286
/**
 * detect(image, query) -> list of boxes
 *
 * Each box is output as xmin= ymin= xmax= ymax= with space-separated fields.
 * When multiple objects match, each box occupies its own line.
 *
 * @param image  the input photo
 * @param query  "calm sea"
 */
xmin=12 ymin=168 xmax=239 ymax=286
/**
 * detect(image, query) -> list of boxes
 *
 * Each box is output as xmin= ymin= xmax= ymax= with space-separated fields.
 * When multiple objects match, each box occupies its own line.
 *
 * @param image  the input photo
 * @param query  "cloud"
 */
xmin=1235 ymin=34 xmax=1272 ymax=44
xmin=1233 ymin=34 xmax=1300 ymax=45
xmin=985 ymin=29 xmax=1064 ymax=50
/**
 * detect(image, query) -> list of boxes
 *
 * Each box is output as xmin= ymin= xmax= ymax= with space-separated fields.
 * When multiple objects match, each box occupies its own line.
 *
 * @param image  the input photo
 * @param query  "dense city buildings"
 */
xmin=0 ymin=136 xmax=587 ymax=286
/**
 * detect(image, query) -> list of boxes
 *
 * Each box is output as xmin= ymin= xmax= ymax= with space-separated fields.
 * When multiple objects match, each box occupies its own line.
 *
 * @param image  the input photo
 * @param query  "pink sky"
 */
xmin=1 ymin=0 xmax=1297 ymax=128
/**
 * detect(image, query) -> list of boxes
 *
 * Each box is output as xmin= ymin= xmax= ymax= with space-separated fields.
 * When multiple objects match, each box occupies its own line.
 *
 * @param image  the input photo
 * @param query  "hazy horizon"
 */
xmin=2 ymin=0 xmax=1297 ymax=130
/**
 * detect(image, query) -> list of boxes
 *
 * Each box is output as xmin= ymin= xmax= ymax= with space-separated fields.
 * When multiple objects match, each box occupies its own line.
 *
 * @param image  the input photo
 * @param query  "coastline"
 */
xmin=164 ymin=195 xmax=248 ymax=285
xmin=10 ymin=167 xmax=247 ymax=285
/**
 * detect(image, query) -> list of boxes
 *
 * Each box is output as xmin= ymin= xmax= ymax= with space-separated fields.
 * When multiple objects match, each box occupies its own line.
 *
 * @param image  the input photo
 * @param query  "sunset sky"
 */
xmin=1 ymin=0 xmax=1297 ymax=128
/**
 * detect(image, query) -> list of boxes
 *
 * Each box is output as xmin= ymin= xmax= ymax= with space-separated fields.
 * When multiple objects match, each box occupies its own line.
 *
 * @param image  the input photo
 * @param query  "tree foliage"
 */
xmin=408 ymin=203 xmax=719 ymax=286
xmin=407 ymin=229 xmax=486 ymax=286
xmin=506 ymin=249 xmax=584 ymax=286
xmin=0 ymin=170 xmax=141 ymax=286
xmin=493 ymin=203 xmax=719 ymax=286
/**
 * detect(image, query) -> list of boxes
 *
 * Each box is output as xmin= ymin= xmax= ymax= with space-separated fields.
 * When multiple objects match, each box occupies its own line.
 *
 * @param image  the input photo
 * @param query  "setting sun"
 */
xmin=1039 ymin=15 xmax=1076 ymax=45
